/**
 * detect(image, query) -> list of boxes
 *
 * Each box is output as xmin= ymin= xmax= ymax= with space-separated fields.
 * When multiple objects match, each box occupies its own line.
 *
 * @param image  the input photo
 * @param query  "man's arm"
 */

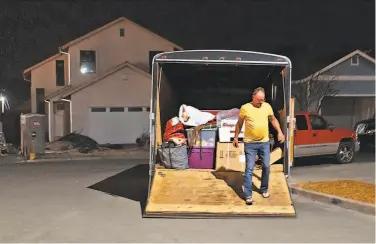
xmin=234 ymin=116 xmax=244 ymax=139
xmin=234 ymin=106 xmax=246 ymax=140
xmin=267 ymin=104 xmax=283 ymax=134
xmin=268 ymin=114 xmax=283 ymax=134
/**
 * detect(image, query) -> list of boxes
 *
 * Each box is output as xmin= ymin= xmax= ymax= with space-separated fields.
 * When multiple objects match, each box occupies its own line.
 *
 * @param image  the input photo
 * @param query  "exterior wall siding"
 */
xmin=71 ymin=67 xmax=151 ymax=136
xmin=67 ymin=19 xmax=178 ymax=86
xmin=322 ymin=56 xmax=375 ymax=76
xmin=332 ymin=80 xmax=375 ymax=95
xmin=30 ymin=55 xmax=68 ymax=113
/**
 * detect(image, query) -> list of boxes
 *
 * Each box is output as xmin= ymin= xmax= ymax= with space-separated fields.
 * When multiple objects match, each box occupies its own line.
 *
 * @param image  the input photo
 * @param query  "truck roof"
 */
xmin=153 ymin=50 xmax=292 ymax=67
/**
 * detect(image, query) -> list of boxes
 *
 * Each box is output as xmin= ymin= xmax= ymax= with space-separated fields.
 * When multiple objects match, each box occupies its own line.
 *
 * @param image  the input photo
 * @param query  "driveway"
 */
xmin=0 ymin=158 xmax=374 ymax=243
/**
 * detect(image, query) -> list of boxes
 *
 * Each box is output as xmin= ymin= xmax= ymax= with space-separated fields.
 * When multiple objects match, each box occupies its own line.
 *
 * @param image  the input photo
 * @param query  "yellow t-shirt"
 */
xmin=239 ymin=102 xmax=274 ymax=143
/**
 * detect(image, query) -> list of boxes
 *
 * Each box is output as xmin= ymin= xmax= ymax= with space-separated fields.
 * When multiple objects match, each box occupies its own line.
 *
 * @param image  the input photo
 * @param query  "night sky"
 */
xmin=0 ymin=0 xmax=374 ymax=106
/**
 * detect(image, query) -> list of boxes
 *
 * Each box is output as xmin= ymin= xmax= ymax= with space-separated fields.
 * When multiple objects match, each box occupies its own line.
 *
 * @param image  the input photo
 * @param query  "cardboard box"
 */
xmin=215 ymin=142 xmax=283 ymax=172
xmin=215 ymin=142 xmax=246 ymax=172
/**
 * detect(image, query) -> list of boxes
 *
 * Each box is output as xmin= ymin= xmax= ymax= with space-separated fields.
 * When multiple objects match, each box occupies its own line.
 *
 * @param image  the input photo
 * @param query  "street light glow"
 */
xmin=0 ymin=96 xmax=4 ymax=102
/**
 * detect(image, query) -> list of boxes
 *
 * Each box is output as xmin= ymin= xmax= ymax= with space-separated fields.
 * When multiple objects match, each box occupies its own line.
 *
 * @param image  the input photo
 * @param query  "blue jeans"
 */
xmin=244 ymin=141 xmax=271 ymax=198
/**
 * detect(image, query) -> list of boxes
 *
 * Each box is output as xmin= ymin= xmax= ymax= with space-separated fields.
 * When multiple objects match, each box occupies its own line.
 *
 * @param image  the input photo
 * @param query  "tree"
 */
xmin=292 ymin=73 xmax=339 ymax=112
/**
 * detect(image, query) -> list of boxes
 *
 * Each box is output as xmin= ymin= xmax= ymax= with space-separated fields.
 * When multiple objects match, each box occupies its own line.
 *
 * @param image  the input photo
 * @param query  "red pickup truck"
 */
xmin=294 ymin=112 xmax=360 ymax=164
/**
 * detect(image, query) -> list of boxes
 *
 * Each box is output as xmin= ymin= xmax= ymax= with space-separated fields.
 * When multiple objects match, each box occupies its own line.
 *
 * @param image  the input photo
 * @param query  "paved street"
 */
xmin=0 ymin=156 xmax=374 ymax=243
xmin=290 ymin=151 xmax=375 ymax=184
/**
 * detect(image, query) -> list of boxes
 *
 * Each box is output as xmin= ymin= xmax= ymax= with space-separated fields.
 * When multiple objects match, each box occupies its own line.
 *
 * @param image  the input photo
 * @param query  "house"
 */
xmin=292 ymin=50 xmax=375 ymax=129
xmin=23 ymin=17 xmax=182 ymax=144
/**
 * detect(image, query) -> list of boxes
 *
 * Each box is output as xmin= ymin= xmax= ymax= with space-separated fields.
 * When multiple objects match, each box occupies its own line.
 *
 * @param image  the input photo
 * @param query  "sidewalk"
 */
xmin=0 ymin=148 xmax=150 ymax=164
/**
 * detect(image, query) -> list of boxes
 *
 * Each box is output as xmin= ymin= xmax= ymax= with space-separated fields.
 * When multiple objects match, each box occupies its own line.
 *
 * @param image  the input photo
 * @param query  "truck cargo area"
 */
xmin=145 ymin=54 xmax=295 ymax=218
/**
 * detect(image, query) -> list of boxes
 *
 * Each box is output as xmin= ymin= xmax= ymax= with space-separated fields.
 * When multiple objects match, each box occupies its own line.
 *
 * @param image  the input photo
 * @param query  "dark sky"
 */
xmin=0 ymin=0 xmax=374 ymax=105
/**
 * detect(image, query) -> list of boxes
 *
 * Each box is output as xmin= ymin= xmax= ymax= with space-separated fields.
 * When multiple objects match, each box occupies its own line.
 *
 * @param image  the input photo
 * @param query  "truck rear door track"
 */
xmin=144 ymin=164 xmax=296 ymax=218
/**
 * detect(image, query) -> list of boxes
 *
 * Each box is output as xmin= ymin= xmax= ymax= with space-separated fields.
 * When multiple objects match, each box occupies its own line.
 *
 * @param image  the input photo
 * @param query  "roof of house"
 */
xmin=61 ymin=17 xmax=182 ymax=50
xmin=45 ymin=61 xmax=150 ymax=100
xmin=294 ymin=49 xmax=375 ymax=83
xmin=23 ymin=53 xmax=63 ymax=75
xmin=23 ymin=16 xmax=182 ymax=76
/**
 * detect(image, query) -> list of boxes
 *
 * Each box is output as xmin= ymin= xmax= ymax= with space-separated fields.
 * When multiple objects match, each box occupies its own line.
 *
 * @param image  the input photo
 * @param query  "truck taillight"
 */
xmin=236 ymin=58 xmax=241 ymax=61
xmin=161 ymin=56 xmax=167 ymax=59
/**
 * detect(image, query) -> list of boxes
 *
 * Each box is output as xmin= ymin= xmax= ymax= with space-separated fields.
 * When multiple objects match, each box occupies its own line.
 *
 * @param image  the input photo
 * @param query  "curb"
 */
xmin=290 ymin=184 xmax=375 ymax=215
xmin=10 ymin=155 xmax=149 ymax=164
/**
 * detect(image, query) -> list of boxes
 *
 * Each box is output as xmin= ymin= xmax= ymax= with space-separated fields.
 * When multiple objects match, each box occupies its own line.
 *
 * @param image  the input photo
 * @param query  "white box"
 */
xmin=218 ymin=118 xmax=245 ymax=142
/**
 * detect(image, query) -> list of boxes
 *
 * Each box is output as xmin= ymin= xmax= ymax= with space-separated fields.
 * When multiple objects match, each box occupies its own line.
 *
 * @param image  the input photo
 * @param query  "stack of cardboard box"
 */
xmin=215 ymin=142 xmax=283 ymax=172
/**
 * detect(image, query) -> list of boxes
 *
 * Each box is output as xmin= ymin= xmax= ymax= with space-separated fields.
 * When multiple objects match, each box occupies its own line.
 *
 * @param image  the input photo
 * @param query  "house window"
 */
xmin=80 ymin=50 xmax=96 ymax=74
xmin=120 ymin=28 xmax=125 ymax=37
xmin=128 ymin=107 xmax=143 ymax=112
xmin=36 ymin=88 xmax=45 ymax=114
xmin=351 ymin=55 xmax=359 ymax=66
xmin=56 ymin=60 xmax=65 ymax=86
xmin=91 ymin=107 xmax=106 ymax=112
xmin=110 ymin=107 xmax=125 ymax=112
xmin=149 ymin=51 xmax=164 ymax=73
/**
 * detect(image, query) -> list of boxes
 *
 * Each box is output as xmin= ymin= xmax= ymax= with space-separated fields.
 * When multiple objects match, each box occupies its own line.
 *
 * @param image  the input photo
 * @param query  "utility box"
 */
xmin=20 ymin=113 xmax=45 ymax=157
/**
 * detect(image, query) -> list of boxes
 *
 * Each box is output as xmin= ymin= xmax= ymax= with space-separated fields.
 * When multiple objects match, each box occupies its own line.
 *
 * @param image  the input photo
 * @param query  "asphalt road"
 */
xmin=290 ymin=151 xmax=375 ymax=184
xmin=0 ymin=156 xmax=374 ymax=243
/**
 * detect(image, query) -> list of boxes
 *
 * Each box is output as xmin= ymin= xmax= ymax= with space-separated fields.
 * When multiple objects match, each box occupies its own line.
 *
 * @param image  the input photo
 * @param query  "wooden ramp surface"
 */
xmin=145 ymin=164 xmax=295 ymax=218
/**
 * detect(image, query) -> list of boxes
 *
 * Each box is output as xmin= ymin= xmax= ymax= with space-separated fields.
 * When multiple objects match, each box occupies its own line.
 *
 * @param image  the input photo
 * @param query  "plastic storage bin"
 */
xmin=186 ymin=128 xmax=217 ymax=147
xmin=188 ymin=146 xmax=215 ymax=169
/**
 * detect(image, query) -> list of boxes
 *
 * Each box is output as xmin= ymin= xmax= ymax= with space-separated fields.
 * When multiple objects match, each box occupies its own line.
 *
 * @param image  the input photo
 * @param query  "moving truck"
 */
xmin=144 ymin=50 xmax=296 ymax=218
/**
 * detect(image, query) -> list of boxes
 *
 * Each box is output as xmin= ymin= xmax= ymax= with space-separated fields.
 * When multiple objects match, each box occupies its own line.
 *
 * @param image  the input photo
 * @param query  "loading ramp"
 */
xmin=144 ymin=164 xmax=295 ymax=218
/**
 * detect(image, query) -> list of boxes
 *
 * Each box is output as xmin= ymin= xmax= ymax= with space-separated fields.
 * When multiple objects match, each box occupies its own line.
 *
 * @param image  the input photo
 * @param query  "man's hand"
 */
xmin=277 ymin=132 xmax=285 ymax=143
xmin=233 ymin=137 xmax=239 ymax=148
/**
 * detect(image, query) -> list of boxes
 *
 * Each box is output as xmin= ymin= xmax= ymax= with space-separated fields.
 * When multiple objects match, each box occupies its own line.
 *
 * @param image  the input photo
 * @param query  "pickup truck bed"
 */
xmin=144 ymin=164 xmax=295 ymax=218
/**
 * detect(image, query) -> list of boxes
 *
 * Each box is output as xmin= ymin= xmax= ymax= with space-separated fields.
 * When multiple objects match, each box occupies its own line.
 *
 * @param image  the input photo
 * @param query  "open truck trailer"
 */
xmin=144 ymin=50 xmax=296 ymax=218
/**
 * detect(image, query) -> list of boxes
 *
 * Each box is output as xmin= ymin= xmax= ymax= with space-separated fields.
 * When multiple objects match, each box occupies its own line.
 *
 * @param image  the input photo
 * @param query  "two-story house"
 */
xmin=292 ymin=49 xmax=375 ymax=129
xmin=23 ymin=17 xmax=182 ymax=144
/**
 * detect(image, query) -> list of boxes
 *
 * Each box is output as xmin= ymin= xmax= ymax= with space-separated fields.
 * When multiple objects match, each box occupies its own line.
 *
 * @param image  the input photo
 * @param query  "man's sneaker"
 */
xmin=262 ymin=192 xmax=270 ymax=198
xmin=245 ymin=196 xmax=253 ymax=205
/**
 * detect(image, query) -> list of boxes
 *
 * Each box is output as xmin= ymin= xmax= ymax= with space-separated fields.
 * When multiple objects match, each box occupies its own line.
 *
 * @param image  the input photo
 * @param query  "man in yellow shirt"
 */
xmin=233 ymin=87 xmax=285 ymax=205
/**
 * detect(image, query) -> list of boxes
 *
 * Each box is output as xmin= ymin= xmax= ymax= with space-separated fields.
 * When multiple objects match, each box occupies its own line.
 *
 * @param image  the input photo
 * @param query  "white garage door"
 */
xmin=88 ymin=106 xmax=150 ymax=145
xmin=321 ymin=96 xmax=375 ymax=129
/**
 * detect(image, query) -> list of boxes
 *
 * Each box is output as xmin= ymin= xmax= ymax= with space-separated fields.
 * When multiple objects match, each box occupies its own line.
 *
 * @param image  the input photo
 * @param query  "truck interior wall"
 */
xmin=157 ymin=67 xmax=181 ymax=141
xmin=157 ymin=63 xmax=286 ymax=147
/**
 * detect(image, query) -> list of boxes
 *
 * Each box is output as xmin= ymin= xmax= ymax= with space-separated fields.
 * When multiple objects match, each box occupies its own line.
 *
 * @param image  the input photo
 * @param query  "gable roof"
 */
xmin=23 ymin=53 xmax=62 ymax=75
xmin=23 ymin=17 xmax=182 ymax=76
xmin=61 ymin=17 xmax=183 ymax=50
xmin=295 ymin=49 xmax=375 ymax=83
xmin=46 ymin=61 xmax=150 ymax=101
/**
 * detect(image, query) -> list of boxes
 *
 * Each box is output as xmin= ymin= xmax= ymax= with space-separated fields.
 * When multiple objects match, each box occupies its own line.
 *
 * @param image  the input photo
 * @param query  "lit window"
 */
xmin=80 ymin=50 xmax=96 ymax=74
